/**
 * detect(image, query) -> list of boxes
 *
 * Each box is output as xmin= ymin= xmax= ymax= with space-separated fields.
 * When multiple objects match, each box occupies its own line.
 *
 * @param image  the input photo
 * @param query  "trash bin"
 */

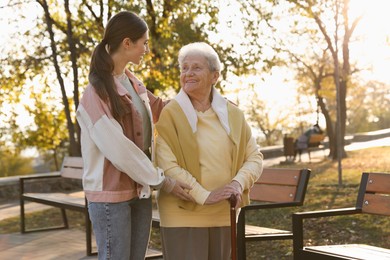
xmin=283 ymin=136 xmax=295 ymax=162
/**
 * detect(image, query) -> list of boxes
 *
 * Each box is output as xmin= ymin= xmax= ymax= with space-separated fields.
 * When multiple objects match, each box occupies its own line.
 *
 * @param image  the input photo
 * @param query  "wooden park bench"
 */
xmin=295 ymin=134 xmax=326 ymax=162
xmin=236 ymin=167 xmax=311 ymax=259
xmin=19 ymin=156 xmax=162 ymax=258
xmin=307 ymin=134 xmax=326 ymax=160
xmin=20 ymin=156 xmax=95 ymax=256
xmin=292 ymin=172 xmax=390 ymax=259
xmin=308 ymin=133 xmax=325 ymax=148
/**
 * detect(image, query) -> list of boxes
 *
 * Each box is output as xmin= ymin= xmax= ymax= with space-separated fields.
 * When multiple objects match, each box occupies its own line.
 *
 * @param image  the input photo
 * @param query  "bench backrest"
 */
xmin=308 ymin=134 xmax=325 ymax=144
xmin=60 ymin=156 xmax=83 ymax=179
xmin=357 ymin=172 xmax=390 ymax=216
xmin=249 ymin=168 xmax=311 ymax=204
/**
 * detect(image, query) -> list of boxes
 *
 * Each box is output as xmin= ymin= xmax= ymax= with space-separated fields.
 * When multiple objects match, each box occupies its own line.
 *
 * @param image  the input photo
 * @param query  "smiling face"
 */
xmin=127 ymin=31 xmax=150 ymax=65
xmin=180 ymin=54 xmax=219 ymax=100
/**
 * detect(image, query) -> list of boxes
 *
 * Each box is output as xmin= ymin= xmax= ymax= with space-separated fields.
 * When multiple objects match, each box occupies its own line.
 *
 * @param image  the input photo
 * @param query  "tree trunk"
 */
xmin=64 ymin=0 xmax=81 ymax=156
xmin=38 ymin=0 xmax=80 ymax=156
xmin=317 ymin=95 xmax=334 ymax=158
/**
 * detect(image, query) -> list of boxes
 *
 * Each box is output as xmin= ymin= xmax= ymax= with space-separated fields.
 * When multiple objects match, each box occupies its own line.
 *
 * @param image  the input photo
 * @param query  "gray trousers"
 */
xmin=160 ymin=226 xmax=231 ymax=260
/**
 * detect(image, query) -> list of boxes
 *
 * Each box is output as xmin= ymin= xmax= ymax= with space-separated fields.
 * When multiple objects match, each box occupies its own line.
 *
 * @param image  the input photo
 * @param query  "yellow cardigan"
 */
xmin=155 ymin=98 xmax=263 ymax=212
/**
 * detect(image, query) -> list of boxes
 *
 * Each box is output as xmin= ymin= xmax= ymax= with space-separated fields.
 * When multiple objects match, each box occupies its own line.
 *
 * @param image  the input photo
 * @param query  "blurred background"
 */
xmin=0 ymin=0 xmax=389 ymax=176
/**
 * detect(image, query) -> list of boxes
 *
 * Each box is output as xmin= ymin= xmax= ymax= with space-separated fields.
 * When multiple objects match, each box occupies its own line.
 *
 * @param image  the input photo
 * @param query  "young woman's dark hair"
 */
xmin=89 ymin=11 xmax=148 ymax=121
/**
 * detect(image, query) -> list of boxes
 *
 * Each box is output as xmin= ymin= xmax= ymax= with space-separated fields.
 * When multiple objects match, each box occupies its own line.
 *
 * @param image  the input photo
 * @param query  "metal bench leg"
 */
xmin=85 ymin=210 xmax=93 ymax=255
xmin=20 ymin=203 xmax=69 ymax=233
xmin=20 ymin=198 xmax=26 ymax=233
xmin=85 ymin=198 xmax=97 ymax=256
xmin=61 ymin=208 xmax=69 ymax=229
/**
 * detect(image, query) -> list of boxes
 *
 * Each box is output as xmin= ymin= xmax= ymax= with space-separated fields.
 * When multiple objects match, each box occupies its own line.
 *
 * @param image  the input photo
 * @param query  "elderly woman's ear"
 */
xmin=211 ymin=71 xmax=220 ymax=85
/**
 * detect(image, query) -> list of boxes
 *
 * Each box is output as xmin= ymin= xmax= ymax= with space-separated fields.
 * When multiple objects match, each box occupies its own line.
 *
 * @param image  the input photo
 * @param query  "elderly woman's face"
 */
xmin=180 ymin=54 xmax=219 ymax=98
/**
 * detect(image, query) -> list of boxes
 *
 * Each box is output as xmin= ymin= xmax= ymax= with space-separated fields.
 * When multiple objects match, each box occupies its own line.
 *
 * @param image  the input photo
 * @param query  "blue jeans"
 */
xmin=88 ymin=197 xmax=152 ymax=260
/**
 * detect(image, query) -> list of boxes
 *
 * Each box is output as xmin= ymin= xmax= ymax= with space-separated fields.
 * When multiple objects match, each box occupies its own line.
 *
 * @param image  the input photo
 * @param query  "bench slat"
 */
xmin=304 ymin=244 xmax=390 ymax=259
xmin=61 ymin=168 xmax=83 ymax=179
xmin=249 ymin=168 xmax=309 ymax=203
xmin=308 ymin=134 xmax=325 ymax=144
xmin=63 ymin=156 xmax=84 ymax=168
xmin=257 ymin=168 xmax=300 ymax=185
xmin=245 ymin=225 xmax=292 ymax=236
xmin=362 ymin=193 xmax=390 ymax=216
xmin=365 ymin=173 xmax=390 ymax=194
xmin=250 ymin=184 xmax=296 ymax=202
xmin=61 ymin=157 xmax=83 ymax=179
xmin=23 ymin=192 xmax=85 ymax=210
xmin=146 ymin=248 xmax=163 ymax=258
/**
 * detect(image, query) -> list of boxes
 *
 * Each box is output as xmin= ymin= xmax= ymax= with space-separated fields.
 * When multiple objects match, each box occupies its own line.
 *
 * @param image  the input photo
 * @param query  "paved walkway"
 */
xmin=0 ymin=229 xmax=97 ymax=260
xmin=0 ymin=136 xmax=388 ymax=259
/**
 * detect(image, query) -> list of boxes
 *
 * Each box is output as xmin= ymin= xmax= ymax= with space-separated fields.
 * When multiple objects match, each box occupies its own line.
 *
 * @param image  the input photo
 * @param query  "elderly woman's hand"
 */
xmin=227 ymin=180 xmax=243 ymax=209
xmin=205 ymin=181 xmax=242 ymax=205
xmin=162 ymin=176 xmax=194 ymax=201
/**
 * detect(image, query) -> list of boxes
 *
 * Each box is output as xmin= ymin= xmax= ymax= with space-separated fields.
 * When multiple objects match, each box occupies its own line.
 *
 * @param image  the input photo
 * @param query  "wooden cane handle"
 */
xmin=229 ymin=194 xmax=237 ymax=208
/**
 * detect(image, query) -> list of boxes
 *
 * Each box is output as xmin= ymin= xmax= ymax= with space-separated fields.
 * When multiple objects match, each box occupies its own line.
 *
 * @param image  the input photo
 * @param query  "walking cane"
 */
xmin=229 ymin=194 xmax=237 ymax=260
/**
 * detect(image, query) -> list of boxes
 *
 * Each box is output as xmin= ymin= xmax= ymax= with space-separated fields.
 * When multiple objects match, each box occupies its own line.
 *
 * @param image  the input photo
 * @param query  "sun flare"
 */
xmin=349 ymin=0 xmax=390 ymax=83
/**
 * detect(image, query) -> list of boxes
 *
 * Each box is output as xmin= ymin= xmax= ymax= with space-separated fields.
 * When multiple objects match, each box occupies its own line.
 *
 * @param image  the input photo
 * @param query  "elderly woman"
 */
xmin=155 ymin=42 xmax=263 ymax=260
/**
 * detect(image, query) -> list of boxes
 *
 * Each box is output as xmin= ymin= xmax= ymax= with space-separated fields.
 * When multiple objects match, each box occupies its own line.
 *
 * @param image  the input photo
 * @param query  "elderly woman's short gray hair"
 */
xmin=178 ymin=42 xmax=222 ymax=72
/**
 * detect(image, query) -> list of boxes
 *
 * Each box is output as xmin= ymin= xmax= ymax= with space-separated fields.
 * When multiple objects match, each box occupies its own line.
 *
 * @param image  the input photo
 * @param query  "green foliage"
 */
xmin=245 ymin=87 xmax=292 ymax=146
xmin=1 ymin=0 xmax=264 ymax=159
xmin=4 ymin=81 xmax=69 ymax=171
xmin=141 ymin=1 xmax=212 ymax=92
xmin=0 ymin=149 xmax=33 ymax=177
xmin=239 ymin=0 xmax=371 ymax=161
xmin=347 ymin=80 xmax=390 ymax=133
xmin=1 ymin=0 xmax=387 ymax=162
xmin=131 ymin=0 xmax=254 ymax=93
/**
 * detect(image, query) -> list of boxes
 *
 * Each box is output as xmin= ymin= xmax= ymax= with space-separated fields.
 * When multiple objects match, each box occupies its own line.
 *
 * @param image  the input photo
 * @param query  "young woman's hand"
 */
xmin=162 ymin=177 xmax=194 ymax=201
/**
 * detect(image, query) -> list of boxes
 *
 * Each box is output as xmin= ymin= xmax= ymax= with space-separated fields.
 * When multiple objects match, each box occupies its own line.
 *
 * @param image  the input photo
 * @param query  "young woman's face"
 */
xmin=127 ymin=31 xmax=150 ymax=65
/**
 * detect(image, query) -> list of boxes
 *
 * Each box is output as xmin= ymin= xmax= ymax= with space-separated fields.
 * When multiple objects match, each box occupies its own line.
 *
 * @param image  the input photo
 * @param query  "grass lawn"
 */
xmin=1 ymin=146 xmax=389 ymax=259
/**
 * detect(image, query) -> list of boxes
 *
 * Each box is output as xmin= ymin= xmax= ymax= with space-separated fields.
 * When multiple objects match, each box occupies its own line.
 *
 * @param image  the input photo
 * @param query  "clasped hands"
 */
xmin=162 ymin=176 xmax=193 ymax=201
xmin=205 ymin=180 xmax=242 ymax=209
xmin=164 ymin=177 xmax=242 ymax=208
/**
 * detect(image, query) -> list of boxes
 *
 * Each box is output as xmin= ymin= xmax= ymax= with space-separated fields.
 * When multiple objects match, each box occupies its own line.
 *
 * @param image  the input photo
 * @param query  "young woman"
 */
xmin=76 ymin=11 xmax=192 ymax=260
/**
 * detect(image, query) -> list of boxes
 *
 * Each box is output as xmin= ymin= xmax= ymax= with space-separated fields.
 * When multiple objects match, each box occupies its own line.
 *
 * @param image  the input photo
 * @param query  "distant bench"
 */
xmin=292 ymin=172 xmax=390 ymax=259
xmin=19 ymin=156 xmax=162 ymax=258
xmin=295 ymin=134 xmax=326 ymax=162
xmin=308 ymin=134 xmax=325 ymax=147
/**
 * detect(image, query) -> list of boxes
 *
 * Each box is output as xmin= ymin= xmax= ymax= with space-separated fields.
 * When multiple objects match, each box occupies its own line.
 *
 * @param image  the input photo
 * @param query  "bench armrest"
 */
xmin=237 ymin=201 xmax=304 ymax=238
xmin=293 ymin=207 xmax=360 ymax=219
xmin=292 ymin=207 xmax=361 ymax=251
xmin=243 ymin=201 xmax=302 ymax=211
xmin=19 ymin=172 xmax=61 ymax=181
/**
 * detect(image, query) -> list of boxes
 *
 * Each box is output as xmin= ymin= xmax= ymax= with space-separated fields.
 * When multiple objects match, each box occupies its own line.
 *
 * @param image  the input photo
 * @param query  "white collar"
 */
xmin=175 ymin=88 xmax=230 ymax=134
